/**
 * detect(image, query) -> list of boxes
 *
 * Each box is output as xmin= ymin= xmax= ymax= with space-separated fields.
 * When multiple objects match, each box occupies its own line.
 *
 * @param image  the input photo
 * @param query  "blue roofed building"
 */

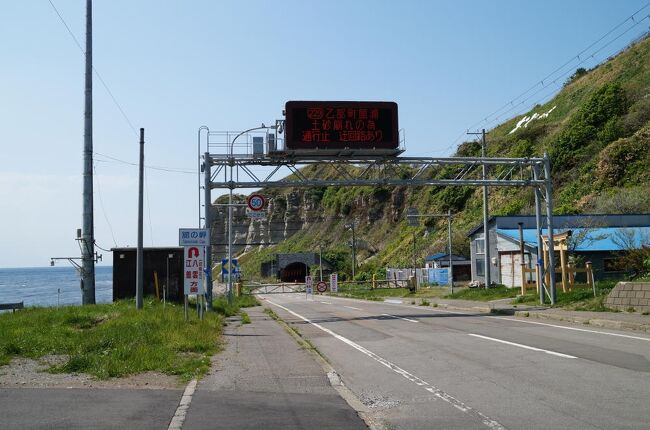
xmin=466 ymin=214 xmax=650 ymax=287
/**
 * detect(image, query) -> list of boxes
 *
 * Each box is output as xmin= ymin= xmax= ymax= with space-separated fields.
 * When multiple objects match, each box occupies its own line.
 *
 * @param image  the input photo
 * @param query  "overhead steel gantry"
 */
xmin=198 ymin=127 xmax=558 ymax=307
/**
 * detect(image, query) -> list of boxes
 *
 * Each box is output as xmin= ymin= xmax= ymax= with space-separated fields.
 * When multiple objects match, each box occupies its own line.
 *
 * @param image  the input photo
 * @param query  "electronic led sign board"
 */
xmin=284 ymin=101 xmax=399 ymax=151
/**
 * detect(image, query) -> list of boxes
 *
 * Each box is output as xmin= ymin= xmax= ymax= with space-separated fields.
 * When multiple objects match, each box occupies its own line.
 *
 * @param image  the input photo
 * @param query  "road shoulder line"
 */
xmin=468 ymin=334 xmax=577 ymax=358
xmin=266 ymin=298 xmax=506 ymax=430
xmin=167 ymin=379 xmax=197 ymax=430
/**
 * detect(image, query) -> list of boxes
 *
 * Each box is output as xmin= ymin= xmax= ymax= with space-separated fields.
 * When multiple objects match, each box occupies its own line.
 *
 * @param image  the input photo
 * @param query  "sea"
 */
xmin=0 ymin=266 xmax=112 ymax=308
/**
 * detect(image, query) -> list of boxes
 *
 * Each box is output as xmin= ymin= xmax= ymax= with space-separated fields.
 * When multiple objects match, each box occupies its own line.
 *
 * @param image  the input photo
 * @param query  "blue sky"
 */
xmin=1 ymin=0 xmax=648 ymax=268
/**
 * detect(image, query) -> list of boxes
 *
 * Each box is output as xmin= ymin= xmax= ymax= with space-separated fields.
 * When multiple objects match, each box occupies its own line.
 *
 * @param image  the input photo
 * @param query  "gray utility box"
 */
xmin=253 ymin=136 xmax=264 ymax=157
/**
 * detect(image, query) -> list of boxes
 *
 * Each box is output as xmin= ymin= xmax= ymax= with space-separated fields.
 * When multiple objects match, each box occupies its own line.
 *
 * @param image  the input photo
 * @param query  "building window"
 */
xmin=476 ymin=259 xmax=485 ymax=276
xmin=603 ymin=258 xmax=622 ymax=273
xmin=475 ymin=238 xmax=485 ymax=254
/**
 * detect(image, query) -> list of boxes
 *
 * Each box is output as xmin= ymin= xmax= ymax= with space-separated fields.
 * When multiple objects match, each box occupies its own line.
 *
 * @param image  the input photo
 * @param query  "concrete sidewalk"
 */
xmin=183 ymin=306 xmax=368 ymax=430
xmin=394 ymin=297 xmax=650 ymax=333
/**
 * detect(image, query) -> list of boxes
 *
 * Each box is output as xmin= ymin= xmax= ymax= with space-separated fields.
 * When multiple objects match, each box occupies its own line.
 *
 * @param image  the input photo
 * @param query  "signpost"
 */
xmin=329 ymin=273 xmax=338 ymax=294
xmin=247 ymin=194 xmax=266 ymax=211
xmin=316 ymin=281 xmax=327 ymax=294
xmin=284 ymin=101 xmax=399 ymax=152
xmin=179 ymin=228 xmax=209 ymax=320
xmin=305 ymin=275 xmax=313 ymax=298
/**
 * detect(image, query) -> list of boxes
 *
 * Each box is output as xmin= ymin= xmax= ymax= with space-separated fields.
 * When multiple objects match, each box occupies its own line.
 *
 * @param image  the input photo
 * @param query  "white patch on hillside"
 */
xmin=509 ymin=106 xmax=557 ymax=134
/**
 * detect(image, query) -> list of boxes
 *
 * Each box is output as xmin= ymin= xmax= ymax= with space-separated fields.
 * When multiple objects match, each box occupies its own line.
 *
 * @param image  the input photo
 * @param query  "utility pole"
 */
xmin=412 ymin=231 xmax=417 ymax=274
xmin=319 ymin=245 xmax=323 ymax=281
xmin=203 ymin=152 xmax=213 ymax=310
xmin=468 ymin=129 xmax=491 ymax=287
xmin=345 ymin=221 xmax=356 ymax=279
xmin=447 ymin=209 xmax=454 ymax=294
xmin=81 ymin=0 xmax=95 ymax=305
xmin=136 ymin=128 xmax=144 ymax=309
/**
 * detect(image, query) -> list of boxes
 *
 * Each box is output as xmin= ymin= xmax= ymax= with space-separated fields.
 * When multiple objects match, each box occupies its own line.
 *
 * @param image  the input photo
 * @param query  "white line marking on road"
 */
xmin=167 ymin=379 xmax=197 ymax=430
xmin=468 ymin=334 xmax=577 ymax=359
xmin=319 ymin=301 xmax=332 ymax=304
xmin=381 ymin=313 xmax=419 ymax=323
xmin=344 ymin=306 xmax=363 ymax=310
xmin=384 ymin=299 xmax=403 ymax=304
xmin=489 ymin=316 xmax=650 ymax=341
xmin=266 ymin=299 xmax=505 ymax=430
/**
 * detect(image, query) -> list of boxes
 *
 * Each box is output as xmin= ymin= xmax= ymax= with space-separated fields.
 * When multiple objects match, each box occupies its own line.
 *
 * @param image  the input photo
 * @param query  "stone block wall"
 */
xmin=604 ymin=282 xmax=650 ymax=312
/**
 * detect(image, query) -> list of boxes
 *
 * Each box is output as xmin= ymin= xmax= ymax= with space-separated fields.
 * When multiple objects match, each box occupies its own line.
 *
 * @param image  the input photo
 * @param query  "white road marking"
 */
xmin=330 ymin=296 xmax=650 ymax=342
xmin=468 ymin=334 xmax=577 ymax=359
xmin=167 ymin=379 xmax=197 ymax=430
xmin=344 ymin=305 xmax=363 ymax=310
xmin=266 ymin=299 xmax=505 ymax=430
xmin=489 ymin=316 xmax=650 ymax=342
xmin=319 ymin=301 xmax=332 ymax=305
xmin=384 ymin=299 xmax=403 ymax=304
xmin=381 ymin=313 xmax=419 ymax=323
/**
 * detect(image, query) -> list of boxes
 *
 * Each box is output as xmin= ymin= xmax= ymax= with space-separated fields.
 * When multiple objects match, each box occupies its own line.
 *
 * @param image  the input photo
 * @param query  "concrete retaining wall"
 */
xmin=604 ymin=282 xmax=650 ymax=312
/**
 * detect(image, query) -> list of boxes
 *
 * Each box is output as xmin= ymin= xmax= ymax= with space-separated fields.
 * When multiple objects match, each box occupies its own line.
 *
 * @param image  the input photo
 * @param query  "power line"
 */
xmin=47 ymin=0 xmax=138 ymax=137
xmin=144 ymin=168 xmax=154 ymax=246
xmin=441 ymin=4 xmax=650 ymax=156
xmin=94 ymin=151 xmax=195 ymax=174
xmin=93 ymin=164 xmax=118 ymax=247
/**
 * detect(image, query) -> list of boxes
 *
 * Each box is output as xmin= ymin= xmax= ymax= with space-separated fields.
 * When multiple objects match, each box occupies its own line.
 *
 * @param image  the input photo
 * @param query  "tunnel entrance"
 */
xmin=280 ymin=262 xmax=309 ymax=282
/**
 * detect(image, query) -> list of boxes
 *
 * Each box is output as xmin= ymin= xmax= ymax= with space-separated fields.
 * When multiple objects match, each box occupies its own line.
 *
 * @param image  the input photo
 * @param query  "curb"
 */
xmin=261 ymin=304 xmax=388 ymax=430
xmin=514 ymin=310 xmax=650 ymax=332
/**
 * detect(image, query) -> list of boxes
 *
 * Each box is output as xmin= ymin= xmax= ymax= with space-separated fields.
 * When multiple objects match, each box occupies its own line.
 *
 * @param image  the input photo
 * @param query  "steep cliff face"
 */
xmin=212 ymin=35 xmax=650 ymax=279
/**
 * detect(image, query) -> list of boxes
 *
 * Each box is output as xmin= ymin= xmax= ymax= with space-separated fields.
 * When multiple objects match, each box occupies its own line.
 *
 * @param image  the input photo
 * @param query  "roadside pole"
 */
xmin=136 ymin=128 xmax=144 ymax=310
xmin=447 ymin=210 xmax=453 ymax=294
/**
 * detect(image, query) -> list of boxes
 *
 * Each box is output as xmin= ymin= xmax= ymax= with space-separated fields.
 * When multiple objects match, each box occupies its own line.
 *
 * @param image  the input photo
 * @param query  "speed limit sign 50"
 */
xmin=247 ymin=194 xmax=265 ymax=211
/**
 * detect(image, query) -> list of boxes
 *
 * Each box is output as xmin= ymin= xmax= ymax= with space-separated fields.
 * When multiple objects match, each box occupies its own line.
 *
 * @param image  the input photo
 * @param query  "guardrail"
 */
xmin=0 ymin=302 xmax=24 ymax=313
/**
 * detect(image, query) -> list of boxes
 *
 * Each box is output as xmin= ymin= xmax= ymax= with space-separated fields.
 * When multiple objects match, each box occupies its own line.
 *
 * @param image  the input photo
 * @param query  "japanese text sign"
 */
xmin=285 ymin=101 xmax=399 ymax=151
xmin=184 ymin=246 xmax=205 ymax=295
xmin=179 ymin=228 xmax=210 ymax=246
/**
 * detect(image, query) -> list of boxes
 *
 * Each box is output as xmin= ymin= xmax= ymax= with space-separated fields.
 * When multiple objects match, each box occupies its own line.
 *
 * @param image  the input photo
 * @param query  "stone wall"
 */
xmin=604 ymin=282 xmax=650 ymax=312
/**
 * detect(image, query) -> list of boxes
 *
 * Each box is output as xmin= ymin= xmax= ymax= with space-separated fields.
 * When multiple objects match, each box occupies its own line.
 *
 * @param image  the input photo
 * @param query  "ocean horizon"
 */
xmin=0 ymin=266 xmax=113 ymax=308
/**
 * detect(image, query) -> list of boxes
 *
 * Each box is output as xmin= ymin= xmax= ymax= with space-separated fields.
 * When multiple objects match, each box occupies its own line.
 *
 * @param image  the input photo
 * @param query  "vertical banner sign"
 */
xmin=330 ymin=273 xmax=338 ymax=293
xmin=305 ymin=275 xmax=313 ymax=297
xmin=184 ymin=246 xmax=205 ymax=295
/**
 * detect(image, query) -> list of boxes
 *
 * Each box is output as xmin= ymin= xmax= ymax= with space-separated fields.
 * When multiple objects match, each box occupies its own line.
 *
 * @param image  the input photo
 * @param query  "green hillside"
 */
xmin=233 ymin=36 xmax=650 ymax=281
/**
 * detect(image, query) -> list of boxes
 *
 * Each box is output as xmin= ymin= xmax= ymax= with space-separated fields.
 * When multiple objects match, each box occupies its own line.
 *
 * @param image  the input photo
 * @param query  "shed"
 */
xmin=112 ymin=247 xmax=184 ymax=303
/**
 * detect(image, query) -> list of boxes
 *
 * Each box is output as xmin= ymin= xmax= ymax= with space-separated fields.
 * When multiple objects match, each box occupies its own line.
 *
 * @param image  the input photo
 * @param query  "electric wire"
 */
xmin=93 ymin=164 xmax=118 ymax=247
xmin=94 ymin=151 xmax=195 ymax=174
xmin=47 ymin=0 xmax=138 ymax=137
xmin=144 ymin=168 xmax=154 ymax=246
xmin=437 ymin=4 xmax=650 ymax=156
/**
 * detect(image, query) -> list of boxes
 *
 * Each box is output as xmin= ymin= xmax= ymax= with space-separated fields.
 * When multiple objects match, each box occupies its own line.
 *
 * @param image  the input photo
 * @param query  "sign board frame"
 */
xmin=284 ymin=101 xmax=399 ymax=152
xmin=179 ymin=228 xmax=210 ymax=246
xmin=183 ymin=246 xmax=205 ymax=295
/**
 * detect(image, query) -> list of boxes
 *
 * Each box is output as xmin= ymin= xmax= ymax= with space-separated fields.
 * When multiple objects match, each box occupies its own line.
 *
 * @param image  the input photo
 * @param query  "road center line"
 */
xmin=488 ymin=316 xmax=650 ymax=341
xmin=468 ymin=334 xmax=577 ymax=359
xmin=381 ymin=313 xmax=419 ymax=323
xmin=344 ymin=305 xmax=363 ymax=310
xmin=266 ymin=299 xmax=505 ymax=430
xmin=167 ymin=378 xmax=197 ymax=430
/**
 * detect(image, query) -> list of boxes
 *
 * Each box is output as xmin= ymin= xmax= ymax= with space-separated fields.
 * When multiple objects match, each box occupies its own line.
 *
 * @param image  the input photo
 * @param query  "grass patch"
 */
xmin=445 ymin=286 xmax=521 ymax=302
xmin=239 ymin=312 xmax=251 ymax=324
xmin=513 ymin=282 xmax=616 ymax=311
xmin=420 ymin=299 xmax=430 ymax=306
xmin=212 ymin=295 xmax=259 ymax=317
xmin=0 ymin=299 xmax=223 ymax=381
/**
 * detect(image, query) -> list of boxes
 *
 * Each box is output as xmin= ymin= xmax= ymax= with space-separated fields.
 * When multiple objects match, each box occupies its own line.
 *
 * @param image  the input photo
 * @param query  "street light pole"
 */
xmin=345 ymin=222 xmax=357 ymax=279
xmin=226 ymin=124 xmax=276 ymax=305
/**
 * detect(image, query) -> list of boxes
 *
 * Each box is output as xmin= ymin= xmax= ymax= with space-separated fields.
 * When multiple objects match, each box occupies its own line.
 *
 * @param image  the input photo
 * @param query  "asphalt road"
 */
xmin=262 ymin=293 xmax=650 ymax=430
